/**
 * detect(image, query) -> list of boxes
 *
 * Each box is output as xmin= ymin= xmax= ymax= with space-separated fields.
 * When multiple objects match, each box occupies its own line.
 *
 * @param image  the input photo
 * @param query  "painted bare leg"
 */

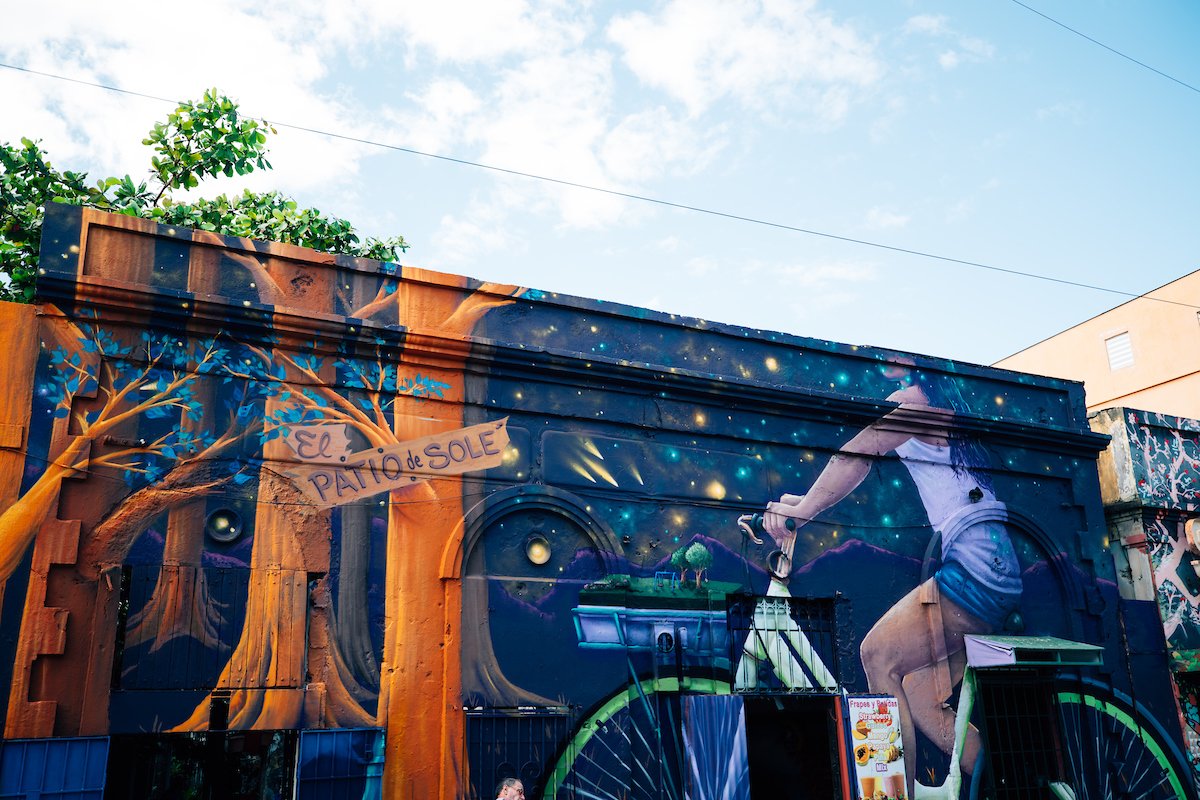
xmin=902 ymin=660 xmax=981 ymax=775
xmin=912 ymin=669 xmax=975 ymax=799
xmin=862 ymin=622 xmax=922 ymax=795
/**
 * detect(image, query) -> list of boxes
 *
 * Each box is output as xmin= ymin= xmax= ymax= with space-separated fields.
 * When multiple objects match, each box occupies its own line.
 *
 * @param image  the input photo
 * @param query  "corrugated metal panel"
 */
xmin=296 ymin=728 xmax=385 ymax=800
xmin=115 ymin=566 xmax=306 ymax=691
xmin=220 ymin=568 xmax=308 ymax=690
xmin=0 ymin=737 xmax=108 ymax=800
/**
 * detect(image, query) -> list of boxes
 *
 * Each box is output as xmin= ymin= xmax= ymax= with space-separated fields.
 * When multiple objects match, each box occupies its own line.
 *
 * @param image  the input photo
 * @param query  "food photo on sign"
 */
xmin=848 ymin=696 xmax=908 ymax=800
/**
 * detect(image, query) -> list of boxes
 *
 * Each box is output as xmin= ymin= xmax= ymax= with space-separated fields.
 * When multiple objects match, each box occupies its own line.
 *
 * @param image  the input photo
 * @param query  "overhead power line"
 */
xmin=1009 ymin=0 xmax=1200 ymax=95
xmin=1 ymin=60 xmax=1197 ymax=314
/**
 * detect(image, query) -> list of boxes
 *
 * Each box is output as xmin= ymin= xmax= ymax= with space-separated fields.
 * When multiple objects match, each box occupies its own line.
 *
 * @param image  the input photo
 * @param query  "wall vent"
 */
xmin=1105 ymin=332 xmax=1134 ymax=371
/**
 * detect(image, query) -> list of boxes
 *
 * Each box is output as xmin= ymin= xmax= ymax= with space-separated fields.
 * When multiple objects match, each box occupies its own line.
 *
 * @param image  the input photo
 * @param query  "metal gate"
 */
xmin=464 ymin=707 xmax=573 ymax=799
xmin=727 ymin=594 xmax=849 ymax=692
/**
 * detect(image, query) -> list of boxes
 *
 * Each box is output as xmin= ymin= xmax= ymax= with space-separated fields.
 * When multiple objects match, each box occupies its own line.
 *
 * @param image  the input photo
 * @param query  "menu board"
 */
xmin=847 ymin=695 xmax=907 ymax=800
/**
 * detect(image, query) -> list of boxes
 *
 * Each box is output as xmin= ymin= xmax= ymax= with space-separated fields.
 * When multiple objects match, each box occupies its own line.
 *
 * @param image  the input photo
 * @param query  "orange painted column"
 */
xmin=379 ymin=271 xmax=510 ymax=800
xmin=0 ymin=303 xmax=38 ymax=613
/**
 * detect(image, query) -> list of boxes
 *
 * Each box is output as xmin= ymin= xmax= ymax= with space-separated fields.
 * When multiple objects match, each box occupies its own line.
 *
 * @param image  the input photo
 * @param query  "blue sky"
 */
xmin=2 ymin=0 xmax=1197 ymax=367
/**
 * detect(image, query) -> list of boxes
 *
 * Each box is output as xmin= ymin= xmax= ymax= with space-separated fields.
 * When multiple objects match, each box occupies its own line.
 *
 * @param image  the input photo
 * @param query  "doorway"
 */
xmin=744 ymin=695 xmax=842 ymax=800
xmin=104 ymin=730 xmax=296 ymax=800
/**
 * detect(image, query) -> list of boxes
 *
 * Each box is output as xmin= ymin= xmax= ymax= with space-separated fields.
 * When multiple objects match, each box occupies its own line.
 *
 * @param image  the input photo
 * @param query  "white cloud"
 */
xmin=347 ymin=0 xmax=582 ymax=64
xmin=428 ymin=199 xmax=523 ymax=267
xmin=601 ymin=107 xmax=720 ymax=184
xmin=462 ymin=49 xmax=635 ymax=229
xmin=766 ymin=260 xmax=879 ymax=316
xmin=0 ymin=0 xmax=877 ymax=264
xmin=1036 ymin=100 xmax=1086 ymax=123
xmin=901 ymin=12 xmax=995 ymax=71
xmin=869 ymin=95 xmax=907 ymax=143
xmin=865 ymin=207 xmax=911 ymax=229
xmin=773 ymin=261 xmax=878 ymax=288
xmin=958 ymin=37 xmax=996 ymax=61
xmin=444 ymin=48 xmax=720 ymax=232
xmin=904 ymin=15 xmax=948 ymax=35
xmin=939 ymin=36 xmax=995 ymax=70
xmin=0 ymin=1 xmax=374 ymax=198
xmin=686 ymin=257 xmax=720 ymax=276
xmin=607 ymin=0 xmax=881 ymax=119
xmin=945 ymin=197 xmax=973 ymax=223
xmin=383 ymin=79 xmax=483 ymax=154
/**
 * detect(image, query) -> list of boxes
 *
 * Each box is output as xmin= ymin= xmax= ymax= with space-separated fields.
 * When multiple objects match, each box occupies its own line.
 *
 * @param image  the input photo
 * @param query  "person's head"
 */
xmin=497 ymin=777 xmax=525 ymax=799
xmin=879 ymin=356 xmax=916 ymax=384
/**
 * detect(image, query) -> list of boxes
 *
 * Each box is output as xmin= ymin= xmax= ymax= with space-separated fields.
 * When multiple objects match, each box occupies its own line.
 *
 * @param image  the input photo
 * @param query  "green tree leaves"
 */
xmin=0 ymin=89 xmax=407 ymax=302
xmin=685 ymin=542 xmax=713 ymax=587
xmin=0 ymin=138 xmax=100 ymax=301
xmin=144 ymin=88 xmax=272 ymax=203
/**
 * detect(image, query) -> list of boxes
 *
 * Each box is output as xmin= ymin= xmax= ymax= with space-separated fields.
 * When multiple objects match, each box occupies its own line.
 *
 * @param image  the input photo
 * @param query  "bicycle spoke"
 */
xmin=572 ymin=740 xmax=630 ymax=790
xmin=659 ymin=697 xmax=681 ymax=800
xmin=1062 ymin=704 xmax=1088 ymax=800
xmin=563 ymin=777 xmax=623 ymax=800
xmin=1056 ymin=689 xmax=1186 ymax=800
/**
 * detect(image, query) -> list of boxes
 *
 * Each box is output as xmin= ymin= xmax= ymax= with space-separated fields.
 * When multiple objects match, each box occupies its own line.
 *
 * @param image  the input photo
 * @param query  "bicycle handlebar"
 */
xmin=737 ymin=513 xmax=795 ymax=546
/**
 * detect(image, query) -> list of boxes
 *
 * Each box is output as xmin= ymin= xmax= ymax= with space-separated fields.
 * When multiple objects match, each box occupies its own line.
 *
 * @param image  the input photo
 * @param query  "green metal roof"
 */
xmin=965 ymin=635 xmax=1104 ymax=668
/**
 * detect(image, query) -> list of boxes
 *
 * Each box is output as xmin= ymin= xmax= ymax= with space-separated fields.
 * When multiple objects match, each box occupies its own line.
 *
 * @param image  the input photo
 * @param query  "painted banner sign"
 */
xmin=282 ymin=418 xmax=509 ymax=507
xmin=848 ymin=695 xmax=907 ymax=800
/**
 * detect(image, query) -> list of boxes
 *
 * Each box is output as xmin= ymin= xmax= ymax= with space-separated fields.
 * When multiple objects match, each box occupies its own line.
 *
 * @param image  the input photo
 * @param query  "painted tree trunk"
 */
xmin=336 ymin=501 xmax=380 ymax=690
xmin=176 ymin=250 xmax=341 ymax=731
xmin=123 ymin=320 xmax=219 ymax=654
xmin=6 ymin=213 xmax=156 ymax=737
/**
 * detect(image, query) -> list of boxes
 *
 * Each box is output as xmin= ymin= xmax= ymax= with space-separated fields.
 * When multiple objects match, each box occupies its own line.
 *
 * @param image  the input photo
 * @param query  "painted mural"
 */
xmin=1095 ymin=407 xmax=1200 ymax=791
xmin=0 ymin=204 xmax=1192 ymax=800
xmin=1116 ymin=410 xmax=1200 ymax=668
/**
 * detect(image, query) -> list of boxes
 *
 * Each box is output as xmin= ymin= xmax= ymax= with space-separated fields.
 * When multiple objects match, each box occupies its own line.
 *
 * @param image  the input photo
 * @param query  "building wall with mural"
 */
xmin=0 ymin=204 xmax=1191 ymax=799
xmin=1094 ymin=406 xmax=1200 ymax=789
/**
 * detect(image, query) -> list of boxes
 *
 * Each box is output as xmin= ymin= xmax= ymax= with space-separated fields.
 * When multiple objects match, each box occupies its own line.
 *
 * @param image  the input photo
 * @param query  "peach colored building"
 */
xmin=996 ymin=270 xmax=1200 ymax=417
xmin=999 ymin=271 xmax=1200 ymax=788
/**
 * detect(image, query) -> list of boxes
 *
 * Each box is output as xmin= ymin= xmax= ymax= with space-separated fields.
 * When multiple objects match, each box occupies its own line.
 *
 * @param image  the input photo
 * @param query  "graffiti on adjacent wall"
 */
xmin=1124 ymin=411 xmax=1200 ymax=669
xmin=1127 ymin=411 xmax=1200 ymax=508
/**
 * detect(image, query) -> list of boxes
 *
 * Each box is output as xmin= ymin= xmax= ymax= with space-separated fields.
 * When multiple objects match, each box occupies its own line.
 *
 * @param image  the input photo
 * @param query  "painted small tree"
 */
xmin=670 ymin=544 xmax=690 ymax=585
xmin=685 ymin=542 xmax=713 ymax=588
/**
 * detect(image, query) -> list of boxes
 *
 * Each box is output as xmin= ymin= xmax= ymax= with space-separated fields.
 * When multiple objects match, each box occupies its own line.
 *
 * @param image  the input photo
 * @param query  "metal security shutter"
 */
xmin=0 ymin=737 xmax=109 ymax=800
xmin=296 ymin=728 xmax=384 ymax=800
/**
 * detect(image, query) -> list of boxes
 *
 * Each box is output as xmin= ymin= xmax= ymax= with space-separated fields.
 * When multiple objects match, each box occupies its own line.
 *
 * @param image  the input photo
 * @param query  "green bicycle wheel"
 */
xmin=1055 ymin=683 xmax=1192 ymax=800
xmin=543 ymin=677 xmax=730 ymax=800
